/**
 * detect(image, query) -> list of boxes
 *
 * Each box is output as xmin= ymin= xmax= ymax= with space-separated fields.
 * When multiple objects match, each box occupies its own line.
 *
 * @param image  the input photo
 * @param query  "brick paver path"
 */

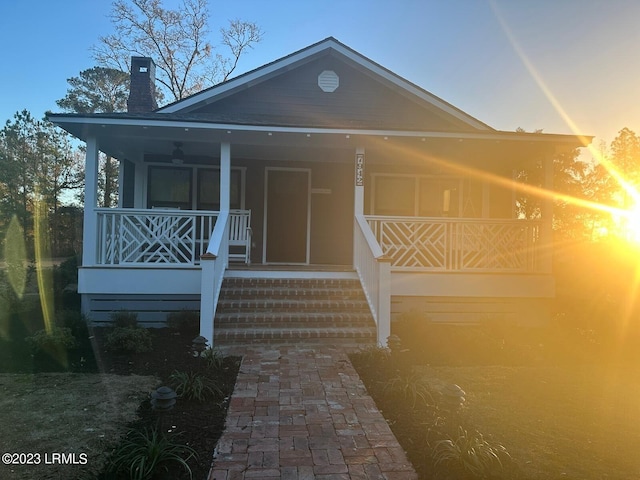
xmin=208 ymin=346 xmax=417 ymax=479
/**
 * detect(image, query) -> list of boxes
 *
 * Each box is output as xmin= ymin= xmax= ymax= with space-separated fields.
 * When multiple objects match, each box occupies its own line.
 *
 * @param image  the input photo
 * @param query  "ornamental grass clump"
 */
xmin=169 ymin=370 xmax=223 ymax=401
xmin=431 ymin=426 xmax=511 ymax=479
xmin=381 ymin=370 xmax=435 ymax=409
xmin=202 ymin=347 xmax=225 ymax=370
xmin=107 ymin=427 xmax=196 ymax=480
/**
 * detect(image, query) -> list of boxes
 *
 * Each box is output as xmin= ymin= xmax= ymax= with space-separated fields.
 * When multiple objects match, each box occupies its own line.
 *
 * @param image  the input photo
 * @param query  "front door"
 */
xmin=264 ymin=168 xmax=310 ymax=263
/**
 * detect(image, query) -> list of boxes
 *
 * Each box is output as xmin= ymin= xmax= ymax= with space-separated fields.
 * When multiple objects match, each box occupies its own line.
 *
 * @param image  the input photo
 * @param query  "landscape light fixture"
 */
xmin=192 ymin=335 xmax=208 ymax=357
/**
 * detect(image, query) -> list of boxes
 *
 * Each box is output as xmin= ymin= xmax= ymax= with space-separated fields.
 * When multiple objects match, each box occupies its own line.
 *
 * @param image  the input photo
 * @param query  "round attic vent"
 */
xmin=318 ymin=70 xmax=339 ymax=92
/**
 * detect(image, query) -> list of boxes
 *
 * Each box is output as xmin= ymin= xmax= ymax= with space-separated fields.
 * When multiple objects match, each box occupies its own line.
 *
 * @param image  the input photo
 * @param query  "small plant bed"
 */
xmin=352 ymin=325 xmax=640 ymax=479
xmin=350 ymin=346 xmax=516 ymax=480
xmin=91 ymin=326 xmax=241 ymax=479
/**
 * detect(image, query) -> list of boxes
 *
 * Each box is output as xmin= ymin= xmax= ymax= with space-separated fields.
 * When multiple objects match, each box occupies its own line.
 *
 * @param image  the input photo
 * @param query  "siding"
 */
xmin=191 ymin=55 xmax=474 ymax=132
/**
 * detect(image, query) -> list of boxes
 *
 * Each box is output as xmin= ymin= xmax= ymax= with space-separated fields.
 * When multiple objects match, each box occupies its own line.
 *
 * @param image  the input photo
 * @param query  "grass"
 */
xmin=354 ymin=319 xmax=640 ymax=479
xmin=0 ymin=373 xmax=159 ymax=480
xmin=418 ymin=364 xmax=640 ymax=479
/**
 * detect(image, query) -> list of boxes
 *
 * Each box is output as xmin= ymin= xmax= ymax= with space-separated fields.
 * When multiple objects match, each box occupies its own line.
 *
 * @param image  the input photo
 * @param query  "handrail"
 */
xmin=354 ymin=214 xmax=391 ymax=347
xmin=199 ymin=210 xmax=230 ymax=347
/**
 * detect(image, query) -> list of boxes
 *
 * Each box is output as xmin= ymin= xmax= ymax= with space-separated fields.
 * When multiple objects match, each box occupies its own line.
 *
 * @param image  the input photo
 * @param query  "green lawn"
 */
xmin=418 ymin=364 xmax=640 ymax=479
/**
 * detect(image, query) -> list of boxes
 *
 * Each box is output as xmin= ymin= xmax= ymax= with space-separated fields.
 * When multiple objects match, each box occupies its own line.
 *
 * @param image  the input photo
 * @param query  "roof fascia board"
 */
xmin=49 ymin=115 xmax=591 ymax=145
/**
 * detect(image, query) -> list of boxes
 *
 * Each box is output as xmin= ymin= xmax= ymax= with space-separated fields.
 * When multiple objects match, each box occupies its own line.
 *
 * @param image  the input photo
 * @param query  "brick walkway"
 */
xmin=208 ymin=346 xmax=417 ymax=480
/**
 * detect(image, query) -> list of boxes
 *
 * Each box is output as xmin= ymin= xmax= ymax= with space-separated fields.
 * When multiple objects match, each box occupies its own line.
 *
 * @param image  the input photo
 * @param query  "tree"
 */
xmin=56 ymin=67 xmax=130 ymax=207
xmin=609 ymin=127 xmax=640 ymax=210
xmin=513 ymin=128 xmax=597 ymax=239
xmin=0 ymin=111 xmax=83 ymax=256
xmin=56 ymin=67 xmax=129 ymax=114
xmin=92 ymin=0 xmax=263 ymax=103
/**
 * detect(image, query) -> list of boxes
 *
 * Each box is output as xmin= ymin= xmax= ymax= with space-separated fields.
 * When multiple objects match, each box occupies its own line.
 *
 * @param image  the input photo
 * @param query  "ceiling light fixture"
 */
xmin=171 ymin=142 xmax=185 ymax=164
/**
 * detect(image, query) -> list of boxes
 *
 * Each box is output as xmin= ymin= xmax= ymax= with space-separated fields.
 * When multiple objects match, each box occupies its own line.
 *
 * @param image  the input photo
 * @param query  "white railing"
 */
xmin=96 ymin=208 xmax=218 ymax=265
xmin=366 ymin=216 xmax=540 ymax=272
xmin=199 ymin=210 xmax=230 ymax=347
xmin=354 ymin=214 xmax=391 ymax=347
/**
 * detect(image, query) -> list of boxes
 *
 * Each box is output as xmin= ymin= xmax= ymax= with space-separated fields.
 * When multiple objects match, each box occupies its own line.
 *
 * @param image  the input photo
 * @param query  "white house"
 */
xmin=48 ymin=38 xmax=591 ymax=347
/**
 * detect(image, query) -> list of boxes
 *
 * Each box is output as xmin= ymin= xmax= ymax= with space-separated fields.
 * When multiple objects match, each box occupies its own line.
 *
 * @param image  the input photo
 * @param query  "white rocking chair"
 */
xmin=228 ymin=210 xmax=252 ymax=264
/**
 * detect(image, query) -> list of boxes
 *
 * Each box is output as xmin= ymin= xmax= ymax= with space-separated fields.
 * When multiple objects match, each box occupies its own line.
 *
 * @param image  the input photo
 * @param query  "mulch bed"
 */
xmin=90 ymin=327 xmax=241 ymax=480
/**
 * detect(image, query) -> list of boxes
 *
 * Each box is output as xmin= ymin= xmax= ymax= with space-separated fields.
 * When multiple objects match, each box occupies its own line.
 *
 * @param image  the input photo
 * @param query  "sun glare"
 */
xmin=621 ymin=204 xmax=640 ymax=244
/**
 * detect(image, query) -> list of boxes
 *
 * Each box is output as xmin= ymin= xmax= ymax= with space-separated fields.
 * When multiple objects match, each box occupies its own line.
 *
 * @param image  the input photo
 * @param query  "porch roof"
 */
xmin=47 ymin=112 xmax=592 ymax=164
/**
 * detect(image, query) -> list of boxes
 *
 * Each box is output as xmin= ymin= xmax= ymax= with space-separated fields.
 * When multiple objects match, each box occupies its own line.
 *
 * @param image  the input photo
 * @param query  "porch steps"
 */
xmin=213 ymin=277 xmax=377 ymax=347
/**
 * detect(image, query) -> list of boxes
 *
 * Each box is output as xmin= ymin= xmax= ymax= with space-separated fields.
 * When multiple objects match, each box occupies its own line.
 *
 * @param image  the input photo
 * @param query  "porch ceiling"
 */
xmin=48 ymin=114 xmax=592 ymax=165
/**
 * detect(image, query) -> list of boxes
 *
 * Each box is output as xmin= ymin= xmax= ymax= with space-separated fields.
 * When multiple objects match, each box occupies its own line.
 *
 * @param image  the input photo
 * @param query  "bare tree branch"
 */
xmin=92 ymin=0 xmax=263 ymax=103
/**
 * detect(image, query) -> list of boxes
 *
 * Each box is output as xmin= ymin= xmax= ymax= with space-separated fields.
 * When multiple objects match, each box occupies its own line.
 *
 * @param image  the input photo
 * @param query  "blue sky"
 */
xmin=1 ymin=0 xmax=639 ymax=151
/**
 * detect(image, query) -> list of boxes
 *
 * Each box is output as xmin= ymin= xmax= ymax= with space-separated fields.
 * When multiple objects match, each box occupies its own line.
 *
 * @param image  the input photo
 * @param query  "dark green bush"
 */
xmin=25 ymin=327 xmax=76 ymax=353
xmin=166 ymin=310 xmax=199 ymax=335
xmin=105 ymin=327 xmax=152 ymax=353
xmin=56 ymin=309 xmax=89 ymax=340
xmin=111 ymin=310 xmax=139 ymax=328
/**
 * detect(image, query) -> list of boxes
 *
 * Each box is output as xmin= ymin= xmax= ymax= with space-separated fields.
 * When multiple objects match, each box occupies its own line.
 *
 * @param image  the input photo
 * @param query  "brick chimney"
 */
xmin=127 ymin=57 xmax=158 ymax=113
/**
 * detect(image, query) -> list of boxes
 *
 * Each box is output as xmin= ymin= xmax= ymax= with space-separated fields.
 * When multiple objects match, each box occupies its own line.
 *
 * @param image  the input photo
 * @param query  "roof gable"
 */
xmin=158 ymin=37 xmax=493 ymax=132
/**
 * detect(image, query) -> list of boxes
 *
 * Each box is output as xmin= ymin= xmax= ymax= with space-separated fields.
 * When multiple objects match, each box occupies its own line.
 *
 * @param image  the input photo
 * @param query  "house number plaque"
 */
xmin=355 ymin=153 xmax=364 ymax=186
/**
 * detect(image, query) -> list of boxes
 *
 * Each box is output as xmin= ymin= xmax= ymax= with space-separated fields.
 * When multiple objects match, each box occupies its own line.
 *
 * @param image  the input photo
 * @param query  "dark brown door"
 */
xmin=265 ymin=169 xmax=309 ymax=263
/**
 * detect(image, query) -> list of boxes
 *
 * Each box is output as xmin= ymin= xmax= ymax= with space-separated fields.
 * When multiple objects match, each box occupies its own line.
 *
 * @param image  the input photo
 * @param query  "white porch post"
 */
xmin=82 ymin=136 xmax=99 ymax=266
xmin=353 ymin=146 xmax=365 ymax=270
xmin=220 ymin=142 xmax=231 ymax=211
xmin=354 ymin=146 xmax=365 ymax=215
xmin=540 ymin=154 xmax=554 ymax=273
xmin=134 ymin=163 xmax=145 ymax=208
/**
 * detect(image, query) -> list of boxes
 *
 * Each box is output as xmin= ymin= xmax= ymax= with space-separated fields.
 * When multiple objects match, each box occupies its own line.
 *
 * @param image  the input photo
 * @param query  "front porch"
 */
xmin=78 ymin=204 xmax=553 ymax=345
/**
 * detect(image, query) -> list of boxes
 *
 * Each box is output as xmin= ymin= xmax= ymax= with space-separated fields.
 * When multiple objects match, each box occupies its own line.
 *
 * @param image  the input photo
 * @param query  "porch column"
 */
xmin=134 ymin=163 xmax=145 ymax=208
xmin=220 ymin=142 xmax=231 ymax=211
xmin=540 ymin=154 xmax=554 ymax=273
xmin=354 ymin=146 xmax=365 ymax=215
xmin=82 ymin=136 xmax=99 ymax=266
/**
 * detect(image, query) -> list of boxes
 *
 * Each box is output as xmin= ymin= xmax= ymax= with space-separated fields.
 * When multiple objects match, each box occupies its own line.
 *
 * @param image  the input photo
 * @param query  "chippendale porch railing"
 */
xmin=366 ymin=216 xmax=541 ymax=272
xmin=96 ymin=209 xmax=219 ymax=265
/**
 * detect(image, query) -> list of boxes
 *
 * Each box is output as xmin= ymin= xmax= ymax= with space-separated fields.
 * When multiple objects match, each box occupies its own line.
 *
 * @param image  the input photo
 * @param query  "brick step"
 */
xmin=221 ymin=278 xmax=362 ymax=288
xmin=213 ymin=327 xmax=377 ymax=344
xmin=213 ymin=276 xmax=377 ymax=347
xmin=219 ymin=287 xmax=366 ymax=301
xmin=216 ymin=298 xmax=370 ymax=312
xmin=215 ymin=311 xmax=374 ymax=328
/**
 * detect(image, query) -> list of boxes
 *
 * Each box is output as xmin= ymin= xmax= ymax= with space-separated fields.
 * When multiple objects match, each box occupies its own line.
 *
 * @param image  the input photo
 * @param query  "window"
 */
xmin=373 ymin=176 xmax=415 ymax=216
xmin=147 ymin=166 xmax=192 ymax=209
xmin=372 ymin=174 xmax=463 ymax=217
xmin=418 ymin=178 xmax=460 ymax=217
xmin=197 ymin=169 xmax=243 ymax=210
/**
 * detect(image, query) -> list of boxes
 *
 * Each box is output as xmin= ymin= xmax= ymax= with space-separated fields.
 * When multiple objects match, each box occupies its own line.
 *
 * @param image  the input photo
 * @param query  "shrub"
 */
xmin=169 ymin=370 xmax=223 ymax=401
xmin=105 ymin=327 xmax=152 ymax=353
xmin=166 ymin=310 xmax=199 ymax=334
xmin=111 ymin=310 xmax=139 ymax=328
xmin=107 ymin=427 xmax=196 ymax=480
xmin=432 ymin=426 xmax=511 ymax=479
xmin=25 ymin=327 xmax=76 ymax=353
xmin=56 ymin=309 xmax=89 ymax=339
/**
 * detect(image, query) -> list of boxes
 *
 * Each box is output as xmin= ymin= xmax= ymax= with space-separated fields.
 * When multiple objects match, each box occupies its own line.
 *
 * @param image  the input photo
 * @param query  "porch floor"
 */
xmin=207 ymin=345 xmax=417 ymax=480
